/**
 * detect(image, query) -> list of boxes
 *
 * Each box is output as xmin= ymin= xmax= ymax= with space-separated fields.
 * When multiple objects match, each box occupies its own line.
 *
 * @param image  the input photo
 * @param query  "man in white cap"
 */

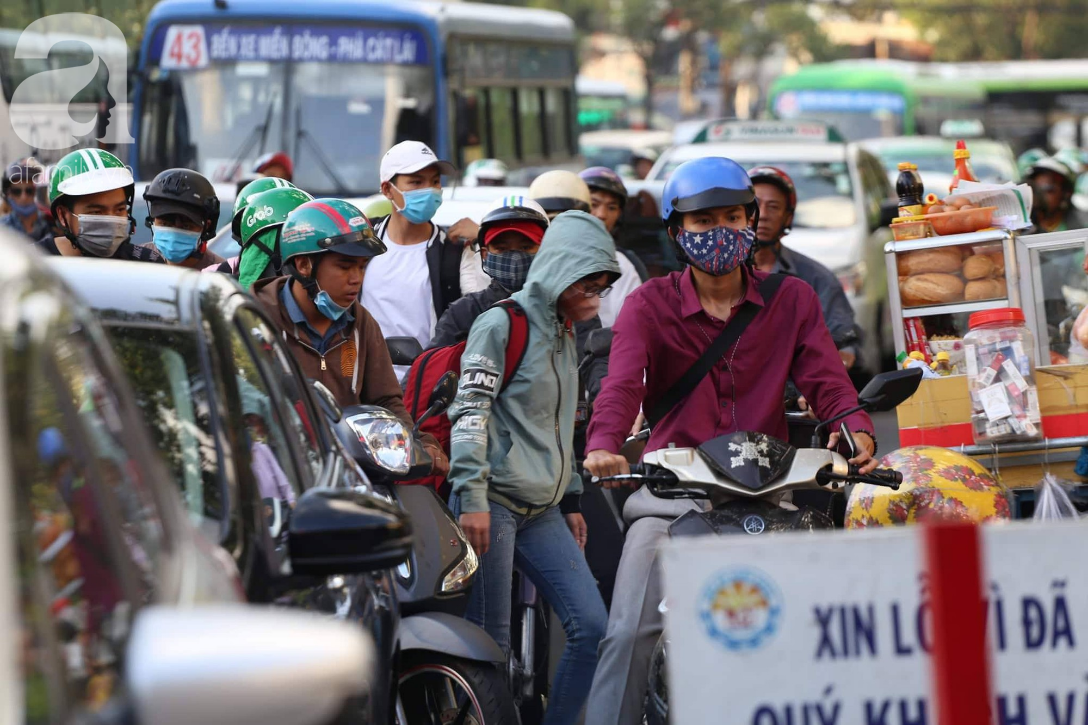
xmin=362 ymin=141 xmax=462 ymax=370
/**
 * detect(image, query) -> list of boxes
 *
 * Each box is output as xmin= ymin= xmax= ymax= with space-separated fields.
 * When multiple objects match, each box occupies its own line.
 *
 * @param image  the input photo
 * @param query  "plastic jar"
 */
xmin=963 ymin=308 xmax=1041 ymax=444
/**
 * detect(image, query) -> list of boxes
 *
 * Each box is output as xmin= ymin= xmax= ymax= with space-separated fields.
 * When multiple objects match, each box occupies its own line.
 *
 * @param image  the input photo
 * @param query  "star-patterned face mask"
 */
xmin=676 ymin=225 xmax=755 ymax=277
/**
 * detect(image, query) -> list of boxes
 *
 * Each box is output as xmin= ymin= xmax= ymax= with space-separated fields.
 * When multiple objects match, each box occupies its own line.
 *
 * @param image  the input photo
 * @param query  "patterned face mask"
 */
xmin=482 ymin=250 xmax=534 ymax=292
xmin=676 ymin=225 xmax=755 ymax=277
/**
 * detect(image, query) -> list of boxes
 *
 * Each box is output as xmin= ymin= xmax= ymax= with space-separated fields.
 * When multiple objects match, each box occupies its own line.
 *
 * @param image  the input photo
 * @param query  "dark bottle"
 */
xmin=896 ymin=162 xmax=924 ymax=217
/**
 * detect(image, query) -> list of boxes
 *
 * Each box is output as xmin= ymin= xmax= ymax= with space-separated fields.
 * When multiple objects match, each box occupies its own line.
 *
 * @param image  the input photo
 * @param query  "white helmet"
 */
xmin=528 ymin=170 xmax=592 ymax=218
xmin=465 ymin=158 xmax=509 ymax=186
xmin=476 ymin=195 xmax=550 ymax=248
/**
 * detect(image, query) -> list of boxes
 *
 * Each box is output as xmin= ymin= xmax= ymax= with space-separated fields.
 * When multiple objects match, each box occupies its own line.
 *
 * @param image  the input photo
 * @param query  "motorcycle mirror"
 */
xmin=310 ymin=379 xmax=343 ymax=423
xmin=857 ymin=368 xmax=923 ymax=412
xmin=585 ymin=328 xmax=613 ymax=358
xmin=428 ymin=371 xmax=458 ymax=413
xmin=413 ymin=371 xmax=459 ymax=438
xmin=386 ymin=336 xmax=424 ymax=367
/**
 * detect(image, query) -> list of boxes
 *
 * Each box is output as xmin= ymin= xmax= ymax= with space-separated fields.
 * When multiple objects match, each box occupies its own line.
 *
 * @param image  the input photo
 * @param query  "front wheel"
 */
xmin=398 ymin=653 xmax=519 ymax=725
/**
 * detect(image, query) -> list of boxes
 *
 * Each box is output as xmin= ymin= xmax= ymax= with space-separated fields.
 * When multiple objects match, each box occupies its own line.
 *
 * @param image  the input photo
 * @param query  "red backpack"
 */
xmin=402 ymin=299 xmax=530 ymax=491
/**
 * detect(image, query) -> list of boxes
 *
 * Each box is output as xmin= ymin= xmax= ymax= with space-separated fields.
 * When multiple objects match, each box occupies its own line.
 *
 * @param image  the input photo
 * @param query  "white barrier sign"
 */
xmin=662 ymin=522 xmax=1088 ymax=725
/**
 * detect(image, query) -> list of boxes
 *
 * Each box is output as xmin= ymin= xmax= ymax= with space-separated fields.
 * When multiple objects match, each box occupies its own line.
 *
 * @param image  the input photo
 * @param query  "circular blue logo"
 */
xmin=698 ymin=567 xmax=783 ymax=651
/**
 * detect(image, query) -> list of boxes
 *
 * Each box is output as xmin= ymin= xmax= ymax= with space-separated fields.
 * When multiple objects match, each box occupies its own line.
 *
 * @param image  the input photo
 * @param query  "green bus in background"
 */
xmin=768 ymin=61 xmax=986 ymax=141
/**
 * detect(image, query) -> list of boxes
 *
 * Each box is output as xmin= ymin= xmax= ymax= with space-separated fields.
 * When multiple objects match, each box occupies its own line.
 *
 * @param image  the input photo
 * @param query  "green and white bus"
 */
xmin=768 ymin=61 xmax=986 ymax=141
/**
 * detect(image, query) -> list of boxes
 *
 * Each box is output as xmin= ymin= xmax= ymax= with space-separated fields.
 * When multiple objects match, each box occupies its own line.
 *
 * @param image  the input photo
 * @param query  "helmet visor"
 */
xmin=670 ymin=186 xmax=755 ymax=216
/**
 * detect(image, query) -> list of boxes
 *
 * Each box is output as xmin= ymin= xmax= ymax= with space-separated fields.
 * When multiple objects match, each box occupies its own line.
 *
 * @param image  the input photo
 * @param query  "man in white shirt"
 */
xmin=362 ymin=141 xmax=462 ymax=372
xmin=578 ymin=167 xmax=646 ymax=328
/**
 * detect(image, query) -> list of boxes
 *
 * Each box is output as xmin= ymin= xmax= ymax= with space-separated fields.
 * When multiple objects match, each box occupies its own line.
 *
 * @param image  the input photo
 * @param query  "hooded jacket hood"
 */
xmin=446 ymin=211 xmax=621 ymax=514
xmin=518 ymin=210 xmax=621 ymax=313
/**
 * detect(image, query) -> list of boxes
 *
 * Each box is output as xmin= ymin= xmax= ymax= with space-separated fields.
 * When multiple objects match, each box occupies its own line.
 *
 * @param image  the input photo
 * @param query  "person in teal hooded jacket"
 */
xmin=448 ymin=210 xmax=621 ymax=725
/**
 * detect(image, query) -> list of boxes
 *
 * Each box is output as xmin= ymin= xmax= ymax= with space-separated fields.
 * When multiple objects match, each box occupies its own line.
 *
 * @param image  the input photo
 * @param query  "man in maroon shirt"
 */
xmin=582 ymin=156 xmax=877 ymax=724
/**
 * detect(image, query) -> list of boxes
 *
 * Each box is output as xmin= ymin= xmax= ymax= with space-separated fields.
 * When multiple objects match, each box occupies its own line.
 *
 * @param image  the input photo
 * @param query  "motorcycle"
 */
xmin=586 ymin=368 xmax=923 ymax=724
xmin=332 ymin=368 xmax=519 ymax=725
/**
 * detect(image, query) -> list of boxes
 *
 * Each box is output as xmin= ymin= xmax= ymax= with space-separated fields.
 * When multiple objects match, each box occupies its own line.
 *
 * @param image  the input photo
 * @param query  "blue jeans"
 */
xmin=453 ymin=497 xmax=608 ymax=725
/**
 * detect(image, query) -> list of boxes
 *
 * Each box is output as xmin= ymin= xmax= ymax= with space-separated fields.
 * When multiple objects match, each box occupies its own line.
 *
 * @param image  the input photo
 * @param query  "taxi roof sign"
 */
xmin=692 ymin=119 xmax=844 ymax=144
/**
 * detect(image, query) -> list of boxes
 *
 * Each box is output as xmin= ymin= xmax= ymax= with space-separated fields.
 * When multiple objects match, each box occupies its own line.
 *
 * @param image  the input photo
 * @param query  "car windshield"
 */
xmin=659 ymin=159 xmax=857 ymax=229
xmin=876 ymin=151 xmax=1017 ymax=185
xmin=104 ymin=327 xmax=223 ymax=542
xmin=139 ymin=59 xmax=435 ymax=196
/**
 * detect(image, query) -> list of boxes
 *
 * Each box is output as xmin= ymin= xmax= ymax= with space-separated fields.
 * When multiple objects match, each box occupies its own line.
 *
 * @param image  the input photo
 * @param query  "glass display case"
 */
xmin=885 ymin=229 xmax=1021 ymax=373
xmin=1015 ymin=230 xmax=1088 ymax=367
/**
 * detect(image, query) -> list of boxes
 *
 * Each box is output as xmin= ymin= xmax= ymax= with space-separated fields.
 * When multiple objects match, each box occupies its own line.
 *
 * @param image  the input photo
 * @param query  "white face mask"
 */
xmin=70 ymin=214 xmax=131 ymax=257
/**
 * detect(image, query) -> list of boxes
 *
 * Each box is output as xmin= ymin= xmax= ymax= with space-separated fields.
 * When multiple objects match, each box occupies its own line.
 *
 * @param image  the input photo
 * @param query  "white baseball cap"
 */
xmin=380 ymin=141 xmax=457 ymax=184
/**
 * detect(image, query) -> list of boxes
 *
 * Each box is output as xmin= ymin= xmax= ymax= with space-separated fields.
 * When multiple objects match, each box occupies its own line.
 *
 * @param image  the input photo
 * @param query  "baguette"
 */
xmin=964 ymin=278 xmax=1007 ymax=301
xmin=900 ymin=273 xmax=966 ymax=306
xmin=962 ymin=254 xmax=995 ymax=280
xmin=897 ymin=247 xmax=963 ymax=276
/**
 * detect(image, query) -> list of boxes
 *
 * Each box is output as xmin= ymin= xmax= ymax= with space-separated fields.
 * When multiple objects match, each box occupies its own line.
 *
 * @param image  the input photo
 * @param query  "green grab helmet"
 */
xmin=1027 ymin=157 xmax=1079 ymax=188
xmin=1017 ymin=148 xmax=1047 ymax=180
xmin=281 ymin=198 xmax=386 ymax=264
xmin=48 ymin=148 xmax=134 ymax=213
xmin=239 ymin=187 xmax=313 ymax=249
xmin=232 ymin=176 xmax=297 ymax=242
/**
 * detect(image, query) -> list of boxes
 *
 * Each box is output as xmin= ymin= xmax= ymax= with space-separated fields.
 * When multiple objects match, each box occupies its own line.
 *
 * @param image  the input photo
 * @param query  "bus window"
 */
xmin=518 ymin=88 xmax=544 ymax=159
xmin=455 ymin=88 xmax=487 ymax=166
xmin=490 ymin=88 xmax=517 ymax=160
xmin=544 ymin=87 xmax=570 ymax=158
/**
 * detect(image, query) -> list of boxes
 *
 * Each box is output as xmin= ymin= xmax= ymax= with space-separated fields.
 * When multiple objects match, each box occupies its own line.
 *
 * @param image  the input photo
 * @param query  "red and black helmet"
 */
xmin=748 ymin=166 xmax=797 ymax=212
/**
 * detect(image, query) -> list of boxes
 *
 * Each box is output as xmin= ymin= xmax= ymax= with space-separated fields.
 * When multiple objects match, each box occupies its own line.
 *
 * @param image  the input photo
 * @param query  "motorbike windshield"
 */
xmin=697 ymin=431 xmax=795 ymax=491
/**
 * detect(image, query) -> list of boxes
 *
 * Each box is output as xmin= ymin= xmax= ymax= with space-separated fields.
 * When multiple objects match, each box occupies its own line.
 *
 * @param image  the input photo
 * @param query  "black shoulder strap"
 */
xmin=438 ymin=233 xmax=464 ymax=313
xmin=646 ymin=273 xmax=787 ymax=428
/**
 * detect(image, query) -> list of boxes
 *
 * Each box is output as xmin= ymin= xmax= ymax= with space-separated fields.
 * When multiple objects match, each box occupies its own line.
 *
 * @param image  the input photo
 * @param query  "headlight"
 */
xmin=346 ymin=410 xmax=413 ymax=475
xmin=441 ymin=524 xmax=479 ymax=593
xmin=836 ymin=261 xmax=867 ymax=297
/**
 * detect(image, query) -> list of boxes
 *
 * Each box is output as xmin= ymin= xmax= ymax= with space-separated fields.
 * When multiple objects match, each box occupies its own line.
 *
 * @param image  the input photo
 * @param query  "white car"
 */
xmin=645 ymin=135 xmax=898 ymax=370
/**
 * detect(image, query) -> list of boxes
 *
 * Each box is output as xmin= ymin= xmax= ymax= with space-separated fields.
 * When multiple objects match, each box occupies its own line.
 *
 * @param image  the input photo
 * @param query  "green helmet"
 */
xmin=239 ymin=187 xmax=313 ymax=249
xmin=1053 ymin=148 xmax=1088 ymax=176
xmin=1027 ymin=157 xmax=1079 ymax=188
xmin=48 ymin=148 xmax=134 ymax=212
xmin=281 ymin=199 xmax=386 ymax=264
xmin=361 ymin=195 xmax=393 ymax=222
xmin=232 ymin=176 xmax=297 ymax=241
xmin=1018 ymin=148 xmax=1047 ymax=180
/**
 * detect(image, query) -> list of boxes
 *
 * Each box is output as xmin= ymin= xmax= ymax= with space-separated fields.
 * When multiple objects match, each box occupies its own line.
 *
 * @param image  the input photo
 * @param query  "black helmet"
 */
xmin=3 ymin=158 xmax=45 ymax=194
xmin=579 ymin=166 xmax=629 ymax=209
xmin=475 ymin=196 xmax=549 ymax=248
xmin=143 ymin=168 xmax=221 ymax=241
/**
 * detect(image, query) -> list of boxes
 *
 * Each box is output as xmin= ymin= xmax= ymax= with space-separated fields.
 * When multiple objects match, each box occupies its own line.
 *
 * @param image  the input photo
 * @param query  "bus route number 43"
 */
xmin=161 ymin=26 xmax=208 ymax=70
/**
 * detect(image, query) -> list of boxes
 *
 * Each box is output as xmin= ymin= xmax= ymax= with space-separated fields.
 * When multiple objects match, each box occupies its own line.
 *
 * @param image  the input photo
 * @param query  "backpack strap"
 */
xmin=646 ymin=273 xmax=787 ymax=428
xmin=494 ymin=299 xmax=530 ymax=391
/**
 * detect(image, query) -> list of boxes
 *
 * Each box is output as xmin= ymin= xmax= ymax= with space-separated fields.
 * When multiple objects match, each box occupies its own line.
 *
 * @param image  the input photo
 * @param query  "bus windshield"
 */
xmin=138 ymin=23 xmax=435 ymax=196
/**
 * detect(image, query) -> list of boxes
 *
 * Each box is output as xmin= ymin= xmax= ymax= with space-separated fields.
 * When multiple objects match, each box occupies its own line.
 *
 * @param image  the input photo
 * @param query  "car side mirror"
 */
xmin=289 ymin=488 xmax=412 ymax=576
xmin=387 ymin=336 xmax=424 ymax=367
xmin=310 ymin=380 xmax=342 ymax=423
xmin=878 ymin=199 xmax=899 ymax=229
xmin=585 ymin=328 xmax=613 ymax=358
xmin=126 ymin=605 xmax=373 ymax=725
xmin=858 ymin=368 xmax=923 ymax=412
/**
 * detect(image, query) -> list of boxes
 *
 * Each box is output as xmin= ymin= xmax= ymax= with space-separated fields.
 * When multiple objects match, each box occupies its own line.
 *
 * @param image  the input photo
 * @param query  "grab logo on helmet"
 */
xmin=250 ymin=205 xmax=276 ymax=224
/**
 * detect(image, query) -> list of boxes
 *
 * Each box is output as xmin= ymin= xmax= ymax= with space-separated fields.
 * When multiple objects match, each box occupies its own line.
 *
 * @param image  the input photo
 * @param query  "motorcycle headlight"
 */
xmin=346 ymin=410 xmax=413 ymax=475
xmin=441 ymin=524 xmax=479 ymax=594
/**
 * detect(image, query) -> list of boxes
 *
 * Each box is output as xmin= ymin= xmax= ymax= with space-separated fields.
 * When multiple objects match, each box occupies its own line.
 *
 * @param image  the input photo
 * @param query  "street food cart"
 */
xmin=885 ymin=225 xmax=1088 ymax=508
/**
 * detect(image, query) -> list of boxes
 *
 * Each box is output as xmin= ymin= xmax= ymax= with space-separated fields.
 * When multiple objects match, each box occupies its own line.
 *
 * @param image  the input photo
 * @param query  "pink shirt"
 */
xmin=586 ymin=266 xmax=873 ymax=455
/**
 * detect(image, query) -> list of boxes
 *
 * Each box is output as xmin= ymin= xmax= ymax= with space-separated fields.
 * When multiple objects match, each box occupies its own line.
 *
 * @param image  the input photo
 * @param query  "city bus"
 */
xmin=134 ymin=0 xmax=579 ymax=194
xmin=576 ymin=76 xmax=630 ymax=132
xmin=0 ymin=26 xmax=123 ymax=166
xmin=953 ymin=60 xmax=1088 ymax=153
xmin=767 ymin=61 xmax=986 ymax=141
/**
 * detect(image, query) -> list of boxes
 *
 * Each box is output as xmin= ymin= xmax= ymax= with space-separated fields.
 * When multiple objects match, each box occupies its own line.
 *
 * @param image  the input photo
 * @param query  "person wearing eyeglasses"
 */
xmin=1 ymin=159 xmax=52 ymax=244
xmin=447 ymin=210 xmax=620 ymax=725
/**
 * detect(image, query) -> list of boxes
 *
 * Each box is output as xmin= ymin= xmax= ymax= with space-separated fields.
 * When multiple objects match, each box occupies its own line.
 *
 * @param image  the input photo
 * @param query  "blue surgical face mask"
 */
xmin=9 ymin=198 xmax=38 ymax=218
xmin=482 ymin=250 xmax=534 ymax=292
xmin=394 ymin=187 xmax=443 ymax=225
xmin=152 ymin=227 xmax=201 ymax=263
xmin=676 ymin=225 xmax=755 ymax=277
xmin=314 ymin=286 xmax=350 ymax=321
